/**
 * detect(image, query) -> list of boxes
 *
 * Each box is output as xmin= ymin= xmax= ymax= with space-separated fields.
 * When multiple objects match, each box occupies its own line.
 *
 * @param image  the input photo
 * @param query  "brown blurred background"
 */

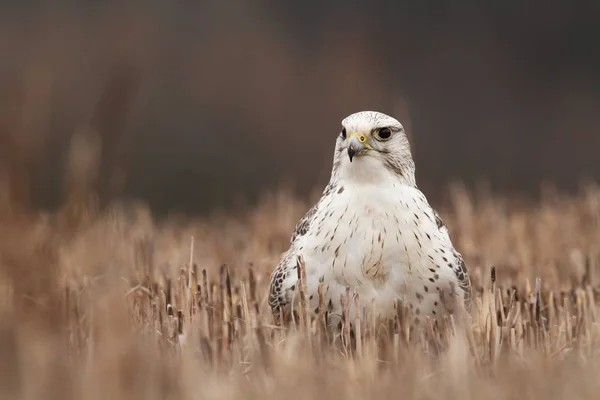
xmin=1 ymin=1 xmax=599 ymax=215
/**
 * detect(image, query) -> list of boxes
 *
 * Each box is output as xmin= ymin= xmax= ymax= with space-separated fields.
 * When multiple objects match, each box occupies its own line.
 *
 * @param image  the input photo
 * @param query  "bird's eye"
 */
xmin=375 ymin=127 xmax=392 ymax=141
xmin=340 ymin=127 xmax=347 ymax=139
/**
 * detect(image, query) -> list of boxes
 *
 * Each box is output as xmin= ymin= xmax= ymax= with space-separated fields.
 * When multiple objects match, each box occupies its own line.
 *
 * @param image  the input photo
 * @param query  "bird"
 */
xmin=268 ymin=111 xmax=471 ymax=332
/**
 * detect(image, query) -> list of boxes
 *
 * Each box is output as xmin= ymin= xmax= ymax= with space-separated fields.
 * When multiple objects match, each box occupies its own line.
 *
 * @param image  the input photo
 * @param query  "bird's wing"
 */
xmin=451 ymin=250 xmax=472 ymax=310
xmin=268 ymin=249 xmax=295 ymax=311
xmin=269 ymin=193 xmax=325 ymax=312
xmin=431 ymin=207 xmax=472 ymax=309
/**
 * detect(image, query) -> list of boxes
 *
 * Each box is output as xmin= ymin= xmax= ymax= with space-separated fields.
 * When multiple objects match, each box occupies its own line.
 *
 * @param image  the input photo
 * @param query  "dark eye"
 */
xmin=340 ymin=127 xmax=347 ymax=139
xmin=376 ymin=127 xmax=392 ymax=140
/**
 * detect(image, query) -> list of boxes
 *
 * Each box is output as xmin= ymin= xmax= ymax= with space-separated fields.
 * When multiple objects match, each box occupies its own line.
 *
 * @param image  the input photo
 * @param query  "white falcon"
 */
xmin=268 ymin=111 xmax=471 ymax=330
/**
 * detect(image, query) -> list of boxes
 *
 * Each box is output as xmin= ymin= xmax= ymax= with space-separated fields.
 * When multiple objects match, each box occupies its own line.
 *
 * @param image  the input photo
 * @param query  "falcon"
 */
xmin=268 ymin=111 xmax=471 ymax=331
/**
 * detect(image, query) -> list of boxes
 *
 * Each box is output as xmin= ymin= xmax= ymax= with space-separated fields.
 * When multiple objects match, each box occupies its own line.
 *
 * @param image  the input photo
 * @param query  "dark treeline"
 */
xmin=1 ymin=1 xmax=599 ymax=214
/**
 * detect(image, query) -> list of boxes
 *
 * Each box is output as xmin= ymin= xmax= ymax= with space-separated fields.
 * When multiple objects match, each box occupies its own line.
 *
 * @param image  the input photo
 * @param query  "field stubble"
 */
xmin=1 ymin=183 xmax=600 ymax=400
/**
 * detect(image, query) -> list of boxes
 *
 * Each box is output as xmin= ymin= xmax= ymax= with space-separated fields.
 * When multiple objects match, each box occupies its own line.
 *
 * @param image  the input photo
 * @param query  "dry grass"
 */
xmin=1 ymin=181 xmax=600 ymax=400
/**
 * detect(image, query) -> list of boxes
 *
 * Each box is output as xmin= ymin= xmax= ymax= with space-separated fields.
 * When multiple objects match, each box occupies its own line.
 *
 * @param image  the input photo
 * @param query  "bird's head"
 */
xmin=332 ymin=111 xmax=416 ymax=186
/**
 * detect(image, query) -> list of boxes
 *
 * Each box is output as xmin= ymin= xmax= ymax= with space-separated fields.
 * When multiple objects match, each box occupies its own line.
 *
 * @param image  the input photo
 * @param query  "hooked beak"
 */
xmin=347 ymin=133 xmax=369 ymax=162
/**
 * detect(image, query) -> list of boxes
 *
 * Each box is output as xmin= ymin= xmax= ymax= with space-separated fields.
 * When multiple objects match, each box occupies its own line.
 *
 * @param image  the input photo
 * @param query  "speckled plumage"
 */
xmin=268 ymin=111 xmax=471 ymax=330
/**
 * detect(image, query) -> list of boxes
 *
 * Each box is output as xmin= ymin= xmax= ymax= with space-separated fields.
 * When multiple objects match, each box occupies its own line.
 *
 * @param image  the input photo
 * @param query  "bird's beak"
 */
xmin=347 ymin=133 xmax=370 ymax=162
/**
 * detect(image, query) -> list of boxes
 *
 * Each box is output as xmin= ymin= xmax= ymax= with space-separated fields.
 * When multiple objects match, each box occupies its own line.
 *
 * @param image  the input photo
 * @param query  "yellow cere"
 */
xmin=349 ymin=132 xmax=373 ymax=149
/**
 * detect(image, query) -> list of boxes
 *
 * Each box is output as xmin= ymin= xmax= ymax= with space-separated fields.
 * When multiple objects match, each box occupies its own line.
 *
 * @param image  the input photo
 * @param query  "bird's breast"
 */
xmin=300 ymin=183 xmax=431 ymax=289
xmin=293 ymin=180 xmax=462 ymax=322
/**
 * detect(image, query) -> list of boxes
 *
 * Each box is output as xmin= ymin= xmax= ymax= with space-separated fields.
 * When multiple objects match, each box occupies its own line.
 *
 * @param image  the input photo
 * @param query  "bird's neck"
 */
xmin=331 ymin=156 xmax=416 ymax=188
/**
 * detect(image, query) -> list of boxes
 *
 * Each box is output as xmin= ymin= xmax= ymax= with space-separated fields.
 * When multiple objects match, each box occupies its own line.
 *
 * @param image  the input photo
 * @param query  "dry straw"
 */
xmin=1 ymin=177 xmax=600 ymax=399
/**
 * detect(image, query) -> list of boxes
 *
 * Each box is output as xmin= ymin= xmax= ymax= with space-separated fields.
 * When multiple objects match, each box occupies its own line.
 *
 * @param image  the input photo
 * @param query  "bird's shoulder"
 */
xmin=290 ymin=203 xmax=319 ymax=244
xmin=290 ymin=182 xmax=339 ymax=244
xmin=432 ymin=208 xmax=445 ymax=230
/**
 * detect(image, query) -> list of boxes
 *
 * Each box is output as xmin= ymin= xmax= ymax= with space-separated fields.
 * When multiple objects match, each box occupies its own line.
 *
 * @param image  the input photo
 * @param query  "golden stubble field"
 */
xmin=1 ymin=182 xmax=600 ymax=400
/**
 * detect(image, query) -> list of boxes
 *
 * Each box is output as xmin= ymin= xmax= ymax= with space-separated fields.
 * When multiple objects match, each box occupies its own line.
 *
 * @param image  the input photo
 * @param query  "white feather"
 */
xmin=269 ymin=111 xmax=470 ymax=329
